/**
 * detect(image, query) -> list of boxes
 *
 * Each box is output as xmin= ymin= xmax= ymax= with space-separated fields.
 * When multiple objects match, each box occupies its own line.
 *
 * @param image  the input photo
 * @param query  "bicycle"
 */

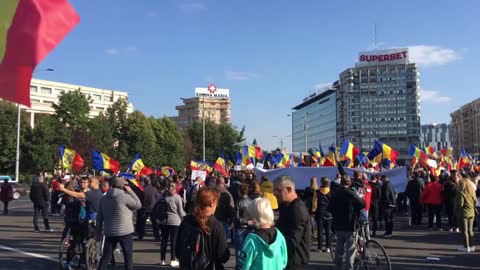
xmin=59 ymin=221 xmax=99 ymax=270
xmin=330 ymin=221 xmax=391 ymax=270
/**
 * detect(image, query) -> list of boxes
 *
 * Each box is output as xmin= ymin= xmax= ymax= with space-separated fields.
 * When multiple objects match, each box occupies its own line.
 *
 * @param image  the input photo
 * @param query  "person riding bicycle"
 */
xmin=59 ymin=176 xmax=103 ymax=224
xmin=330 ymin=155 xmax=366 ymax=270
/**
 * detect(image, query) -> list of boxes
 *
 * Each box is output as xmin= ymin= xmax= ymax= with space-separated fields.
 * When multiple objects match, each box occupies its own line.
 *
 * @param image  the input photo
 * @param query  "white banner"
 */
xmin=254 ymin=167 xmax=409 ymax=193
xmin=191 ymin=170 xmax=207 ymax=181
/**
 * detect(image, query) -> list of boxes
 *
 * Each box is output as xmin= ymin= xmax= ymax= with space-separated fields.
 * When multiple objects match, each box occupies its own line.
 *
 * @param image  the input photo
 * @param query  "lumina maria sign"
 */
xmin=357 ymin=48 xmax=409 ymax=66
xmin=195 ymin=87 xmax=230 ymax=98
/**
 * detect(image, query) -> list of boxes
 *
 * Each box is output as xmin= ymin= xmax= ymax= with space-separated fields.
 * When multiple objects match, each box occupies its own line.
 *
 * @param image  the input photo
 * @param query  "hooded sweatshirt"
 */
xmin=96 ymin=188 xmax=142 ymax=237
xmin=236 ymin=228 xmax=287 ymax=270
xmin=260 ymin=181 xmax=278 ymax=210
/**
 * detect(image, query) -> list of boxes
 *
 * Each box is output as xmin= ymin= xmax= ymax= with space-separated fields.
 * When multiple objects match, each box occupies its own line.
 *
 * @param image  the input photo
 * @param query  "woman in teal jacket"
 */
xmin=236 ymin=198 xmax=288 ymax=270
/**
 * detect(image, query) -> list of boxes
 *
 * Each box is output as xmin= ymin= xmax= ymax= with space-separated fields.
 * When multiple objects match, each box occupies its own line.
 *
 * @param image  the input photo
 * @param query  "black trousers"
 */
xmin=160 ymin=225 xmax=179 ymax=261
xmin=445 ymin=201 xmax=457 ymax=228
xmin=3 ymin=201 xmax=9 ymax=214
xmin=315 ymin=210 xmax=332 ymax=250
xmin=409 ymin=199 xmax=423 ymax=225
xmin=50 ymin=191 xmax=60 ymax=214
xmin=136 ymin=209 xmax=160 ymax=239
xmin=33 ymin=204 xmax=50 ymax=230
xmin=369 ymin=202 xmax=379 ymax=234
xmin=383 ymin=207 xmax=394 ymax=235
xmin=428 ymin=204 xmax=442 ymax=229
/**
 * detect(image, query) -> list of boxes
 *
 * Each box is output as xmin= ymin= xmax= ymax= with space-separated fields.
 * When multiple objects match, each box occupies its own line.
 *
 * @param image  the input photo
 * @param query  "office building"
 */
xmin=172 ymin=85 xmax=231 ymax=129
xmin=26 ymin=78 xmax=134 ymax=128
xmin=450 ymin=97 xmax=480 ymax=156
xmin=337 ymin=48 xmax=421 ymax=162
xmin=291 ymin=81 xmax=338 ymax=153
xmin=420 ymin=123 xmax=451 ymax=150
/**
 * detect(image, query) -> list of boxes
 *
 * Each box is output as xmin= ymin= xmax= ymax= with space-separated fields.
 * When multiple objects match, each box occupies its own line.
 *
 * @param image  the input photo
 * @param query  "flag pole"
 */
xmin=15 ymin=105 xmax=21 ymax=181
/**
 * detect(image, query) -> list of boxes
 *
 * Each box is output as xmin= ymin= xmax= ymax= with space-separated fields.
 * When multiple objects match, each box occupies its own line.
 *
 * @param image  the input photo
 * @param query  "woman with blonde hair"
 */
xmin=176 ymin=187 xmax=230 ymax=269
xmin=236 ymin=198 xmax=287 ymax=270
xmin=455 ymin=177 xmax=478 ymax=252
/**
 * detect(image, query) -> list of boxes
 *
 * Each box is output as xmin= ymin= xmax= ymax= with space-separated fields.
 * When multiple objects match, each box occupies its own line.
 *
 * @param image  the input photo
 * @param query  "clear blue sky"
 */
xmin=36 ymin=0 xmax=479 ymax=152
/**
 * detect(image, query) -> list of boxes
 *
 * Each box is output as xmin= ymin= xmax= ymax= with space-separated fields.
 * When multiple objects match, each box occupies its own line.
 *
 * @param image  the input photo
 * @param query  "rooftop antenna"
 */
xmin=373 ymin=23 xmax=377 ymax=50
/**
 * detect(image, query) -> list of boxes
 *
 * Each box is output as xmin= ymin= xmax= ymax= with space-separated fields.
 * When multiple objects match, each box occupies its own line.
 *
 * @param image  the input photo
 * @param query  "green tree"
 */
xmin=157 ymin=117 xmax=185 ymax=169
xmin=52 ymin=88 xmax=92 ymax=130
xmin=0 ymin=101 xmax=29 ymax=174
xmin=187 ymin=121 xmax=245 ymax=162
xmin=104 ymin=98 xmax=129 ymax=163
xmin=88 ymin=115 xmax=115 ymax=153
xmin=124 ymin=111 xmax=157 ymax=168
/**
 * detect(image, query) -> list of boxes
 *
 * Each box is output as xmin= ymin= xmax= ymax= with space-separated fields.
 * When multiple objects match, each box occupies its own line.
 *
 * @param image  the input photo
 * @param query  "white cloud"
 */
xmin=104 ymin=48 xmax=119 ymax=55
xmin=409 ymin=45 xmax=462 ymax=67
xmin=420 ymin=88 xmax=451 ymax=103
xmin=104 ymin=47 xmax=138 ymax=55
xmin=225 ymin=71 xmax=259 ymax=81
xmin=179 ymin=3 xmax=207 ymax=13
xmin=312 ymin=82 xmax=333 ymax=91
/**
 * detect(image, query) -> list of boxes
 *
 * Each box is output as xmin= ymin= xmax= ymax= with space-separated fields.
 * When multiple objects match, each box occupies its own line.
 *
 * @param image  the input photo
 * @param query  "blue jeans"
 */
xmin=222 ymin=221 xmax=231 ymax=242
xmin=334 ymin=231 xmax=356 ymax=270
xmin=234 ymin=228 xmax=249 ymax=263
xmin=98 ymin=234 xmax=133 ymax=270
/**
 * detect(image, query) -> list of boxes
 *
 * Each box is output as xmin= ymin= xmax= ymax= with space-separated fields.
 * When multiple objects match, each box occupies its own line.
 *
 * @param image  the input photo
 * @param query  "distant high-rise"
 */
xmin=420 ymin=123 xmax=451 ymax=150
xmin=450 ymin=97 xmax=480 ymax=156
xmin=291 ymin=81 xmax=339 ymax=153
xmin=337 ymin=48 xmax=421 ymax=163
xmin=172 ymin=85 xmax=231 ymax=129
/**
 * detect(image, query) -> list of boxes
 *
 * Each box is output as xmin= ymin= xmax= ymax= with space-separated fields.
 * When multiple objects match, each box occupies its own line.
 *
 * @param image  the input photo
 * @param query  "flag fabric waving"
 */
xmin=92 ymin=150 xmax=120 ymax=173
xmin=340 ymin=140 xmax=360 ymax=162
xmin=0 ymin=0 xmax=80 ymax=107
xmin=59 ymin=145 xmax=84 ymax=172
xmin=129 ymin=153 xmax=145 ymax=173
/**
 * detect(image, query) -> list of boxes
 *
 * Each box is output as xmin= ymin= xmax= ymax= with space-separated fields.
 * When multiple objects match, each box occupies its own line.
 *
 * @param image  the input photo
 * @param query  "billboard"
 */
xmin=358 ymin=48 xmax=409 ymax=66
xmin=195 ymin=84 xmax=229 ymax=98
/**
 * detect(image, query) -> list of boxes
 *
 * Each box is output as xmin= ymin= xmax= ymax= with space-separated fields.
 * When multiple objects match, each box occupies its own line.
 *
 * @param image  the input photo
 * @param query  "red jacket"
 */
xmin=363 ymin=180 xmax=372 ymax=211
xmin=421 ymin=182 xmax=443 ymax=205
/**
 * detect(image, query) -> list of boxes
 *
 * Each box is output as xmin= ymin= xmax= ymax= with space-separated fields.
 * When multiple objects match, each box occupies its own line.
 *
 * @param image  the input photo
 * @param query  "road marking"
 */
xmin=7 ymin=204 xmax=32 ymax=209
xmin=0 ymin=245 xmax=57 ymax=262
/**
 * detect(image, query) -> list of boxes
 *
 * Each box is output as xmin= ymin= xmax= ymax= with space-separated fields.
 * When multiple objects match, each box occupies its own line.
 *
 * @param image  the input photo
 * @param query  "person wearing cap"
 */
xmin=96 ymin=176 xmax=142 ymax=270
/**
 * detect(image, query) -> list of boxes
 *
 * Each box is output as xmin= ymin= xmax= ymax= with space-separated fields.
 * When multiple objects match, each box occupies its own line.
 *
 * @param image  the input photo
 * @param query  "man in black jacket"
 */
xmin=137 ymin=177 xmax=160 ymax=240
xmin=405 ymin=172 xmax=424 ymax=225
xmin=369 ymin=175 xmax=381 ymax=236
xmin=30 ymin=175 xmax=52 ymax=232
xmin=274 ymin=176 xmax=311 ymax=270
xmin=380 ymin=175 xmax=396 ymax=237
xmin=328 ymin=175 xmax=365 ymax=270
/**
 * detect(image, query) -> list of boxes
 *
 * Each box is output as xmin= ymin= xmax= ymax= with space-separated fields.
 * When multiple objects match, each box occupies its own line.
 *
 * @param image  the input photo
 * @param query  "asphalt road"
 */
xmin=1 ymin=197 xmax=480 ymax=270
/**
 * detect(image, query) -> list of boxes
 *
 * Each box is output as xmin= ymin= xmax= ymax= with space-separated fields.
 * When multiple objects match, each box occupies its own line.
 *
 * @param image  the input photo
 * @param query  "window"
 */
xmin=40 ymin=87 xmax=52 ymax=94
xmin=92 ymin=94 xmax=101 ymax=101
xmin=31 ymin=99 xmax=40 ymax=103
xmin=96 ymin=107 xmax=105 ymax=111
xmin=30 ymin=85 xmax=38 ymax=93
xmin=43 ymin=100 xmax=54 ymax=104
xmin=104 ymin=96 xmax=113 ymax=102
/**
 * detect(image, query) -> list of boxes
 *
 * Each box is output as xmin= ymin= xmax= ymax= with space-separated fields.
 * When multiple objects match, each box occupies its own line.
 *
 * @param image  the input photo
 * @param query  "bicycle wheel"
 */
xmin=85 ymin=239 xmax=99 ymax=270
xmin=363 ymin=239 xmax=391 ymax=270
xmin=330 ymin=234 xmax=337 ymax=262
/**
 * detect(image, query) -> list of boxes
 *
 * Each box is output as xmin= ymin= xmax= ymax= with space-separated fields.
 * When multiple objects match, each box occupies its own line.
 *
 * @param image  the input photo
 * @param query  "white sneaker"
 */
xmin=470 ymin=246 xmax=475 ymax=252
xmin=326 ymin=248 xmax=331 ymax=253
xmin=170 ymin=260 xmax=179 ymax=267
xmin=161 ymin=260 xmax=166 ymax=266
xmin=456 ymin=228 xmax=460 ymax=233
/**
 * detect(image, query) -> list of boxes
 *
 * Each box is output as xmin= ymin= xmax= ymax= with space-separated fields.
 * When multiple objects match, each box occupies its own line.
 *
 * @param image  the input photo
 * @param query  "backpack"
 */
xmin=65 ymin=199 xmax=87 ymax=225
xmin=151 ymin=193 xmax=168 ymax=223
xmin=177 ymin=220 xmax=209 ymax=270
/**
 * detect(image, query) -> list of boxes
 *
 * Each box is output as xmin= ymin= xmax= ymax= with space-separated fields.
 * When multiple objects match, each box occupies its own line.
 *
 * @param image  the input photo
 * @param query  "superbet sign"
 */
xmin=358 ymin=48 xmax=409 ymax=66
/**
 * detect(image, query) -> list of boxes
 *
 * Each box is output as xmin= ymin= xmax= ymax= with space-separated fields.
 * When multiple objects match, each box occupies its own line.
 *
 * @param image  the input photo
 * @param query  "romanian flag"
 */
xmin=92 ymin=150 xmax=120 ymax=173
xmin=129 ymin=153 xmax=145 ymax=173
xmin=356 ymin=152 xmax=368 ymax=165
xmin=59 ymin=145 xmax=84 ymax=172
xmin=118 ymin=173 xmax=144 ymax=192
xmin=214 ymin=156 xmax=229 ymax=176
xmin=278 ymin=153 xmax=291 ymax=168
xmin=340 ymin=140 xmax=360 ymax=162
xmin=374 ymin=140 xmax=398 ymax=162
xmin=440 ymin=147 xmax=453 ymax=158
xmin=424 ymin=146 xmax=437 ymax=159
xmin=409 ymin=145 xmax=427 ymax=163
xmin=323 ymin=145 xmax=337 ymax=167
xmin=244 ymin=145 xmax=255 ymax=158
xmin=191 ymin=160 xmax=213 ymax=172
xmin=458 ymin=147 xmax=471 ymax=169
xmin=138 ymin=166 xmax=153 ymax=177
xmin=235 ymin=152 xmax=243 ymax=165
xmin=0 ymin=0 xmax=80 ymax=107
xmin=160 ymin=166 xmax=175 ymax=177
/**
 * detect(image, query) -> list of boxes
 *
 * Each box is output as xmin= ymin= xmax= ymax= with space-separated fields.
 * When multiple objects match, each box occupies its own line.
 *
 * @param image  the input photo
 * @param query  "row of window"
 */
xmin=30 ymin=85 xmax=114 ymax=102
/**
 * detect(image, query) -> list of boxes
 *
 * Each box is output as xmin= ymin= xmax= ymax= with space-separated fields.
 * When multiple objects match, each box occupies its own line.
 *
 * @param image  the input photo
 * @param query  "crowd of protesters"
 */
xmin=1 ymin=157 xmax=477 ymax=269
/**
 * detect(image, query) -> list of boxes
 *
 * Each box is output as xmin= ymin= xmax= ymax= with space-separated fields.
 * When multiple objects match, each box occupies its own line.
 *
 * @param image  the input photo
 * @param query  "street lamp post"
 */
xmin=15 ymin=68 xmax=54 ymax=181
xmin=202 ymin=98 xmax=205 ymax=161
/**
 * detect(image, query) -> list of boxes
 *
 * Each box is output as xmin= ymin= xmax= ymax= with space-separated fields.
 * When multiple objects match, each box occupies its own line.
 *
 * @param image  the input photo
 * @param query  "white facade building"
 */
xmin=26 ymin=78 xmax=134 ymax=128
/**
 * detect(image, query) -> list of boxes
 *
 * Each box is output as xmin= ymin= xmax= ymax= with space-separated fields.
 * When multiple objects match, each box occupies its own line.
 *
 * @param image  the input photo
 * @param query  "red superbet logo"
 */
xmin=208 ymin=84 xmax=217 ymax=94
